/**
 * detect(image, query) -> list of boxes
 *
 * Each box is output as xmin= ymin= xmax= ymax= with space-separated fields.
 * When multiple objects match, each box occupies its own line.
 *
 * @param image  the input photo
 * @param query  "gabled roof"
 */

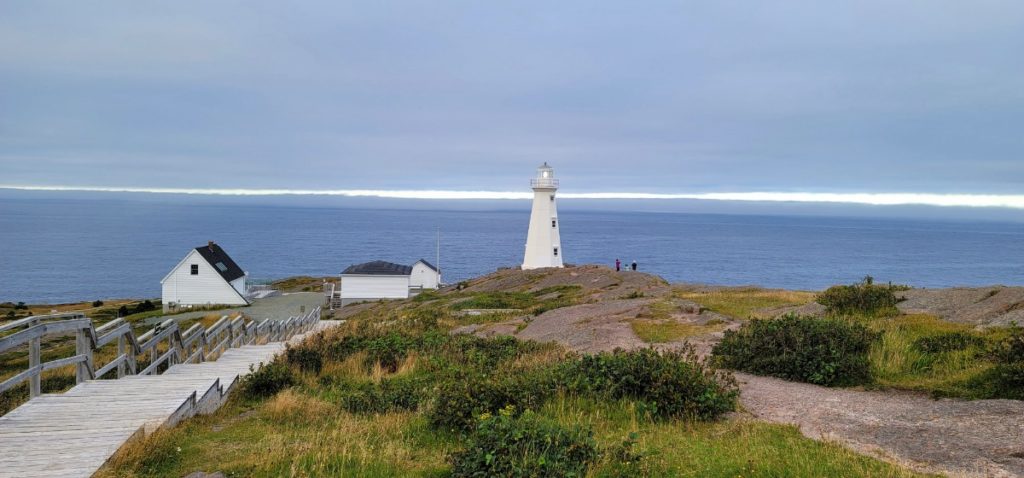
xmin=194 ymin=242 xmax=246 ymax=283
xmin=341 ymin=260 xmax=413 ymax=276
xmin=414 ymin=259 xmax=439 ymax=272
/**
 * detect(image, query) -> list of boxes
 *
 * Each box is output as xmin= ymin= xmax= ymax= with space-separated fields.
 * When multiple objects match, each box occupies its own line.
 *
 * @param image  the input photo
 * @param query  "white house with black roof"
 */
xmin=161 ymin=241 xmax=250 ymax=312
xmin=338 ymin=259 xmax=440 ymax=306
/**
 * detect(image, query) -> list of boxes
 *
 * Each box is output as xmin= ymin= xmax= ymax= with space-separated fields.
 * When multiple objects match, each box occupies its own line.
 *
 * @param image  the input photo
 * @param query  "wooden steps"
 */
xmin=0 ymin=321 xmax=339 ymax=478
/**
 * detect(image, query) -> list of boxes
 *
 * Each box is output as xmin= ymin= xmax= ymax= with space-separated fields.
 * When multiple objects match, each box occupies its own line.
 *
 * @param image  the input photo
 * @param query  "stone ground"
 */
xmin=143 ymin=292 xmax=324 ymax=326
xmin=450 ymin=266 xmax=1024 ymax=477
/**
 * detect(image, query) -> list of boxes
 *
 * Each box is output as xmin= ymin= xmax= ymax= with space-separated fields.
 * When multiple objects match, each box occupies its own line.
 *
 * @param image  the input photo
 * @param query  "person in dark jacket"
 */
xmin=631 ymin=260 xmax=637 ymax=271
xmin=615 ymin=258 xmax=621 ymax=271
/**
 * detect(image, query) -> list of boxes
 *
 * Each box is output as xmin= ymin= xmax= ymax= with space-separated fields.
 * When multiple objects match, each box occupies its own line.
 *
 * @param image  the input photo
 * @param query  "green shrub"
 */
xmin=240 ymin=360 xmax=296 ymax=399
xmin=285 ymin=346 xmax=324 ymax=374
xmin=336 ymin=375 xmax=425 ymax=414
xmin=989 ymin=325 xmax=1024 ymax=399
xmin=913 ymin=331 xmax=986 ymax=354
xmin=559 ymin=347 xmax=737 ymax=421
xmin=449 ymin=407 xmax=599 ymax=478
xmin=364 ymin=332 xmax=415 ymax=372
xmin=712 ymin=315 xmax=876 ymax=386
xmin=429 ymin=369 xmax=558 ymax=433
xmin=439 ymin=334 xmax=544 ymax=369
xmin=816 ymin=276 xmax=901 ymax=317
xmin=91 ymin=300 xmax=104 ymax=307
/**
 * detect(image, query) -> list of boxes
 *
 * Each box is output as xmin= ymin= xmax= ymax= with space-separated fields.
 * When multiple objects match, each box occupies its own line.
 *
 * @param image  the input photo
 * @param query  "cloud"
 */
xmin=3 ymin=185 xmax=1023 ymax=210
xmin=1 ymin=1 xmax=1023 ymax=195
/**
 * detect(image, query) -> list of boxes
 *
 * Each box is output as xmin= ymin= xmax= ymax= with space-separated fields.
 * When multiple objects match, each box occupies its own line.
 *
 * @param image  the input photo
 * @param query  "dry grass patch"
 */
xmin=675 ymin=287 xmax=815 ymax=320
xmin=630 ymin=319 xmax=727 ymax=343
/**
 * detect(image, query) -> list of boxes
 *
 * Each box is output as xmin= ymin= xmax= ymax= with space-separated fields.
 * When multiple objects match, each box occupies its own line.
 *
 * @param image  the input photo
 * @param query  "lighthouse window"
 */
xmin=550 ymin=195 xmax=555 ymax=201
xmin=553 ymin=247 xmax=559 ymax=256
xmin=552 ymin=219 xmax=557 ymax=228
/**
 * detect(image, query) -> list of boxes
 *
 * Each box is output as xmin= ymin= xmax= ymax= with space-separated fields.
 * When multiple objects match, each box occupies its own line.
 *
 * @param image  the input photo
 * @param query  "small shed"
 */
xmin=338 ymin=259 xmax=441 ymax=306
xmin=410 ymin=259 xmax=441 ymax=290
xmin=161 ymin=241 xmax=249 ymax=312
xmin=340 ymin=261 xmax=413 ymax=306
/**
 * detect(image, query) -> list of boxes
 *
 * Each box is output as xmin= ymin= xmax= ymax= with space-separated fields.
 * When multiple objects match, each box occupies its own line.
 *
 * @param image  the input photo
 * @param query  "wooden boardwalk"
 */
xmin=0 ymin=321 xmax=338 ymax=478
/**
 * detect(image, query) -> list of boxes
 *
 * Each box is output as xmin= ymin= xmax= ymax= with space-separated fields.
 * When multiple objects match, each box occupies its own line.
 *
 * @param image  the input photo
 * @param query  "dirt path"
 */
xmin=737 ymin=373 xmax=1024 ymax=478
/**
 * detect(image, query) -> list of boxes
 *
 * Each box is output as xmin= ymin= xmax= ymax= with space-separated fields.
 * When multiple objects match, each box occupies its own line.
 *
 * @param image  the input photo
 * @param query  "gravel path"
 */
xmin=737 ymin=373 xmax=1024 ymax=478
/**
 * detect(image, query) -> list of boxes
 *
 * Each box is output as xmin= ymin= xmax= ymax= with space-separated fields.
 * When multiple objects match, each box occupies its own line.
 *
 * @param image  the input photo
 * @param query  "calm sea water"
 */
xmin=1 ymin=197 xmax=1023 ymax=303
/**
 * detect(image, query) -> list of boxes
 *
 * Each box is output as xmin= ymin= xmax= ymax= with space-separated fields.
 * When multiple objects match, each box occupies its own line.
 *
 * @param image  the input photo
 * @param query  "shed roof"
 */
xmin=414 ymin=259 xmax=439 ymax=272
xmin=194 ymin=242 xmax=246 ymax=283
xmin=342 ymin=260 xmax=413 ymax=276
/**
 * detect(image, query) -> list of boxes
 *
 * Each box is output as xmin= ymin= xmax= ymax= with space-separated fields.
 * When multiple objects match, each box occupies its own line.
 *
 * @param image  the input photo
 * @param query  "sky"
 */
xmin=1 ymin=1 xmax=1023 ymax=208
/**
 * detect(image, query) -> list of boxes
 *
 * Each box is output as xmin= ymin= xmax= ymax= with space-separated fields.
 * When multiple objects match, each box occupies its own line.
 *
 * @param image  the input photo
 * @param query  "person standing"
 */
xmin=615 ymin=258 xmax=621 ymax=272
xmin=631 ymin=260 xmax=638 ymax=271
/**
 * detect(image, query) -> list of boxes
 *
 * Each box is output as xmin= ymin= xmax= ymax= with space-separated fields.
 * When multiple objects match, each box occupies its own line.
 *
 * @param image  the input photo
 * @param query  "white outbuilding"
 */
xmin=338 ymin=259 xmax=441 ymax=306
xmin=161 ymin=241 xmax=249 ymax=312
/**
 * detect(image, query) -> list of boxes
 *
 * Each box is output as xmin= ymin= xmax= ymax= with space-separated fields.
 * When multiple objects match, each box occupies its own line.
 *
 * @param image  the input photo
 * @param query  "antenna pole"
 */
xmin=436 ymin=227 xmax=441 ymax=285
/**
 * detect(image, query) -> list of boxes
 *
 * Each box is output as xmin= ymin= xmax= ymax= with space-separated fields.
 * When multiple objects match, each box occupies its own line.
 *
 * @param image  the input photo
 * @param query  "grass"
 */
xmin=674 ymin=287 xmax=815 ymax=320
xmin=544 ymin=396 xmax=925 ymax=477
xmin=630 ymin=320 xmax=727 ymax=344
xmin=96 ymin=305 xmax=926 ymax=478
xmin=97 ymin=386 xmax=924 ymax=478
xmin=864 ymin=314 xmax=1003 ymax=398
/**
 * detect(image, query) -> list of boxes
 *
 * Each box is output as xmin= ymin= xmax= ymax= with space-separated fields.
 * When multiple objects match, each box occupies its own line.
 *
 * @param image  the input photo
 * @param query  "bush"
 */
xmin=817 ymin=276 xmax=901 ymax=317
xmin=286 ymin=346 xmax=324 ymax=374
xmin=91 ymin=300 xmax=104 ymax=307
xmin=240 ymin=361 xmax=296 ymax=399
xmin=439 ymin=334 xmax=544 ymax=369
xmin=364 ymin=332 xmax=416 ymax=372
xmin=337 ymin=375 xmax=425 ymax=414
xmin=559 ymin=347 xmax=737 ymax=421
xmin=429 ymin=369 xmax=558 ymax=433
xmin=449 ymin=407 xmax=599 ymax=478
xmin=989 ymin=325 xmax=1024 ymax=399
xmin=712 ymin=315 xmax=876 ymax=386
xmin=913 ymin=331 xmax=986 ymax=354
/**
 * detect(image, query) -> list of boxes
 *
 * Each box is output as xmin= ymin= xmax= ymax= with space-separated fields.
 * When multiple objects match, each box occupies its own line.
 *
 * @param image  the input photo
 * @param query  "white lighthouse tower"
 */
xmin=522 ymin=162 xmax=564 ymax=270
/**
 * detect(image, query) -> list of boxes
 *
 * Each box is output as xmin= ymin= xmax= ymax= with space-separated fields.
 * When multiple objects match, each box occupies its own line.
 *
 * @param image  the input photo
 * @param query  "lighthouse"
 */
xmin=522 ymin=162 xmax=564 ymax=269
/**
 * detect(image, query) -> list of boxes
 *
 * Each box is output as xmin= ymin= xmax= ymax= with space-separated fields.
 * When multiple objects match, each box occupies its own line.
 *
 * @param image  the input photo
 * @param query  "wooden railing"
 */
xmin=0 ymin=307 xmax=321 ymax=399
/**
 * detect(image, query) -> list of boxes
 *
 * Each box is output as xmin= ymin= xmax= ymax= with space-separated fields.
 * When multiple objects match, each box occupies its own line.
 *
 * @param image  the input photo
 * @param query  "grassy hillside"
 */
xmin=98 ymin=274 xmax=925 ymax=478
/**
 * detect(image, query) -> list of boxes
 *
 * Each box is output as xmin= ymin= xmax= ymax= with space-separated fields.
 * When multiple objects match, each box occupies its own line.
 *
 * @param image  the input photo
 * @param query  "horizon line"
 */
xmin=2 ymin=185 xmax=1024 ymax=210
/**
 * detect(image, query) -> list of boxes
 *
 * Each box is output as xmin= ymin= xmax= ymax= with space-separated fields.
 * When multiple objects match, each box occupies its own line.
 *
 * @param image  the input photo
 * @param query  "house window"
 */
xmin=553 ymin=247 xmax=559 ymax=256
xmin=190 ymin=264 xmax=199 ymax=275
xmin=552 ymin=219 xmax=557 ymax=228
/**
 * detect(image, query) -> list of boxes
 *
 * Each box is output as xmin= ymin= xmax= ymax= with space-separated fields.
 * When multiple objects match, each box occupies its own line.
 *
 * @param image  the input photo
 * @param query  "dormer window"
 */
xmin=190 ymin=264 xmax=199 ymax=275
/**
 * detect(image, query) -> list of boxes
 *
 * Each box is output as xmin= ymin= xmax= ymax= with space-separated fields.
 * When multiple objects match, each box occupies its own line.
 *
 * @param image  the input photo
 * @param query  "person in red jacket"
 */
xmin=615 ymin=258 xmax=621 ymax=271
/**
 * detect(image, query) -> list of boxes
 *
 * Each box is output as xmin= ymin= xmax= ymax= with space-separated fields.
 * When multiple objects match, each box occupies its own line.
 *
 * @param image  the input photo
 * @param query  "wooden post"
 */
xmin=117 ymin=335 xmax=126 ymax=378
xmin=75 ymin=329 xmax=88 ymax=384
xmin=29 ymin=336 xmax=41 ymax=398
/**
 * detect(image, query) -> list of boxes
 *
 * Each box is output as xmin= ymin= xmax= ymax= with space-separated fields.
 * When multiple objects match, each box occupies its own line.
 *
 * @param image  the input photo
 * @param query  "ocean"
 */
xmin=1 ymin=196 xmax=1023 ymax=303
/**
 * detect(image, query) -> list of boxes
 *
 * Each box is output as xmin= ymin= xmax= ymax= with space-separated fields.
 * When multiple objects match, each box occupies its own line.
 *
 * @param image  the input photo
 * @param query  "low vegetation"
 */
xmin=97 ymin=299 xmax=921 ymax=477
xmin=701 ymin=279 xmax=1024 ymax=400
xmin=817 ymin=276 xmax=903 ymax=317
xmin=630 ymin=319 xmax=727 ymax=343
xmin=713 ymin=314 xmax=876 ymax=386
xmin=673 ymin=287 xmax=815 ymax=320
